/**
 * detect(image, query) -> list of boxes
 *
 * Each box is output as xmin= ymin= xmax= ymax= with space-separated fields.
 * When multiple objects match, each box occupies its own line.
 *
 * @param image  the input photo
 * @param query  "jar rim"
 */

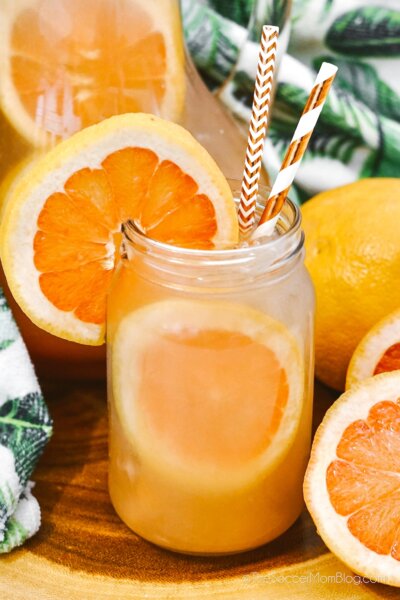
xmin=123 ymin=195 xmax=302 ymax=267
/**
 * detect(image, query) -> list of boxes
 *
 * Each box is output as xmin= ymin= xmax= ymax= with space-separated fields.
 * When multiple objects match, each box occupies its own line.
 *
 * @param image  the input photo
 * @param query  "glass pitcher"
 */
xmin=0 ymin=0 xmax=267 ymax=379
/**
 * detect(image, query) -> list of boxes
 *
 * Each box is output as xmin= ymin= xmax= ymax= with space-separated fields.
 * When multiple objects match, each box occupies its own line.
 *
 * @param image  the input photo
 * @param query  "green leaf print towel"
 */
xmin=0 ymin=289 xmax=52 ymax=553
xmin=183 ymin=0 xmax=400 ymax=202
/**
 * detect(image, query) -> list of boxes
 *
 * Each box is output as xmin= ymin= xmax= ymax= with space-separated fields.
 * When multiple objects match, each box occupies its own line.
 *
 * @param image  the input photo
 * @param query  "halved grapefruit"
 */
xmin=0 ymin=113 xmax=238 ymax=345
xmin=0 ymin=0 xmax=185 ymax=145
xmin=347 ymin=309 xmax=400 ymax=389
xmin=304 ymin=371 xmax=400 ymax=586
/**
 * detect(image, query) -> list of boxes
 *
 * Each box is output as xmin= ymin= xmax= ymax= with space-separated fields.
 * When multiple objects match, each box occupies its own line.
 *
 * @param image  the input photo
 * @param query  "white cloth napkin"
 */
xmin=0 ymin=288 xmax=52 ymax=553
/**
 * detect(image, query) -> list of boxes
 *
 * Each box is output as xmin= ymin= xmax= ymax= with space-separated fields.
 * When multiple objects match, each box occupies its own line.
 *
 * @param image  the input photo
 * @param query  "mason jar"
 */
xmin=107 ymin=190 xmax=315 ymax=555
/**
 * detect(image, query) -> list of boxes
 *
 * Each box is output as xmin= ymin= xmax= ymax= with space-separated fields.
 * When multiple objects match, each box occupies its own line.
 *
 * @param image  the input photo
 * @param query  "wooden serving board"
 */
xmin=0 ymin=380 xmax=396 ymax=599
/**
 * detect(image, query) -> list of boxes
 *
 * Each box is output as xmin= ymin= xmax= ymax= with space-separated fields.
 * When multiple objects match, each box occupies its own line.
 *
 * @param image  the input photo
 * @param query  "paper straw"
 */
xmin=252 ymin=62 xmax=338 ymax=240
xmin=237 ymin=25 xmax=279 ymax=235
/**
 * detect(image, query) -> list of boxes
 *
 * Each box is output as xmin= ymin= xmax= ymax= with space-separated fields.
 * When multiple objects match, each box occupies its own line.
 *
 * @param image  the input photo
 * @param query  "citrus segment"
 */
xmin=0 ymin=113 xmax=238 ymax=344
xmin=304 ymin=372 xmax=400 ymax=586
xmin=33 ymin=232 xmax=108 ymax=271
xmin=36 ymin=192 xmax=110 ymax=242
xmin=0 ymin=0 xmax=185 ymax=144
xmin=326 ymin=459 xmax=400 ymax=516
xmin=347 ymin=493 xmax=400 ymax=561
xmin=346 ymin=308 xmax=400 ymax=389
xmin=145 ymin=193 xmax=217 ymax=249
xmin=112 ymin=300 xmax=304 ymax=487
xmin=101 ymin=147 xmax=158 ymax=222
xmin=64 ymin=168 xmax=118 ymax=230
xmin=374 ymin=345 xmax=400 ymax=375
xmin=39 ymin=262 xmax=113 ymax=325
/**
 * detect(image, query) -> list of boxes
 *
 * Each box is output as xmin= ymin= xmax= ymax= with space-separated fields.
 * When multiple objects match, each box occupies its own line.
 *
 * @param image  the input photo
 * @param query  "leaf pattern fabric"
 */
xmin=0 ymin=288 xmax=52 ymax=553
xmin=183 ymin=0 xmax=400 ymax=201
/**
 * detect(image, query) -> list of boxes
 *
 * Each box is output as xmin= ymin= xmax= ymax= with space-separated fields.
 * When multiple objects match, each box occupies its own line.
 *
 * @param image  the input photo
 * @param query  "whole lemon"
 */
xmin=302 ymin=178 xmax=400 ymax=391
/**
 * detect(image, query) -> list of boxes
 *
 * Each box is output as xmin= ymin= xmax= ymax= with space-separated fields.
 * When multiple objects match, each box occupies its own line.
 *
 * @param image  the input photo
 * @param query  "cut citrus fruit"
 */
xmin=304 ymin=371 xmax=400 ymax=586
xmin=0 ymin=0 xmax=185 ymax=145
xmin=0 ymin=113 xmax=238 ymax=345
xmin=112 ymin=300 xmax=304 ymax=488
xmin=346 ymin=309 xmax=400 ymax=389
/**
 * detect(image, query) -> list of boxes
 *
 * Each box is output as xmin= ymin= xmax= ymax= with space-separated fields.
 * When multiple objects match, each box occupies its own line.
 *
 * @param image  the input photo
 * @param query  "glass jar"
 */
xmin=107 ymin=192 xmax=315 ymax=555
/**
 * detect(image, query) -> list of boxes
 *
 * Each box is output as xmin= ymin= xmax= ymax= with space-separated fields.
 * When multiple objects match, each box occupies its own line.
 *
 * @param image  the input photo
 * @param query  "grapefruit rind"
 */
xmin=0 ymin=0 xmax=185 ymax=146
xmin=346 ymin=309 xmax=400 ymax=390
xmin=0 ymin=114 xmax=238 ymax=345
xmin=112 ymin=299 xmax=304 ymax=490
xmin=304 ymin=371 xmax=400 ymax=587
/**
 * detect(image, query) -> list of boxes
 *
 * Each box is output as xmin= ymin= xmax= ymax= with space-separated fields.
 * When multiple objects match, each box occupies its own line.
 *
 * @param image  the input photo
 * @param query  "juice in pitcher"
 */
xmin=0 ymin=0 xmax=256 ymax=377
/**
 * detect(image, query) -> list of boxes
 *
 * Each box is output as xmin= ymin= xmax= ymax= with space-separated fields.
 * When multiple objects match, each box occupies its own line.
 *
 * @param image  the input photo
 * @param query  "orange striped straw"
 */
xmin=252 ymin=62 xmax=338 ymax=240
xmin=237 ymin=25 xmax=279 ymax=235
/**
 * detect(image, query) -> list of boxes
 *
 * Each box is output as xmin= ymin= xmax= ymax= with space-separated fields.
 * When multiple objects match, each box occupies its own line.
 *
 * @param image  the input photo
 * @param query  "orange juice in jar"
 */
xmin=107 ymin=190 xmax=315 ymax=554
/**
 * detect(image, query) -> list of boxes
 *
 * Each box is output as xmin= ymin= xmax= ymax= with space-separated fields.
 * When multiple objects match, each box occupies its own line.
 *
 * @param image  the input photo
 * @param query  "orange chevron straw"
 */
xmin=252 ymin=62 xmax=338 ymax=240
xmin=237 ymin=25 xmax=279 ymax=234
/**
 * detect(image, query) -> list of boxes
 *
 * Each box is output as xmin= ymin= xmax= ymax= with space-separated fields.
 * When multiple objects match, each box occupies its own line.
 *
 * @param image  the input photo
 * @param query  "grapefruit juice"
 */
xmin=107 ymin=196 xmax=315 ymax=554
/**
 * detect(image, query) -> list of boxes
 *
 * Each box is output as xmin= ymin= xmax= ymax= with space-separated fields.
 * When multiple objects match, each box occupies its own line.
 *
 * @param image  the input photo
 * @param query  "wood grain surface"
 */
xmin=0 ymin=380 xmax=396 ymax=599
